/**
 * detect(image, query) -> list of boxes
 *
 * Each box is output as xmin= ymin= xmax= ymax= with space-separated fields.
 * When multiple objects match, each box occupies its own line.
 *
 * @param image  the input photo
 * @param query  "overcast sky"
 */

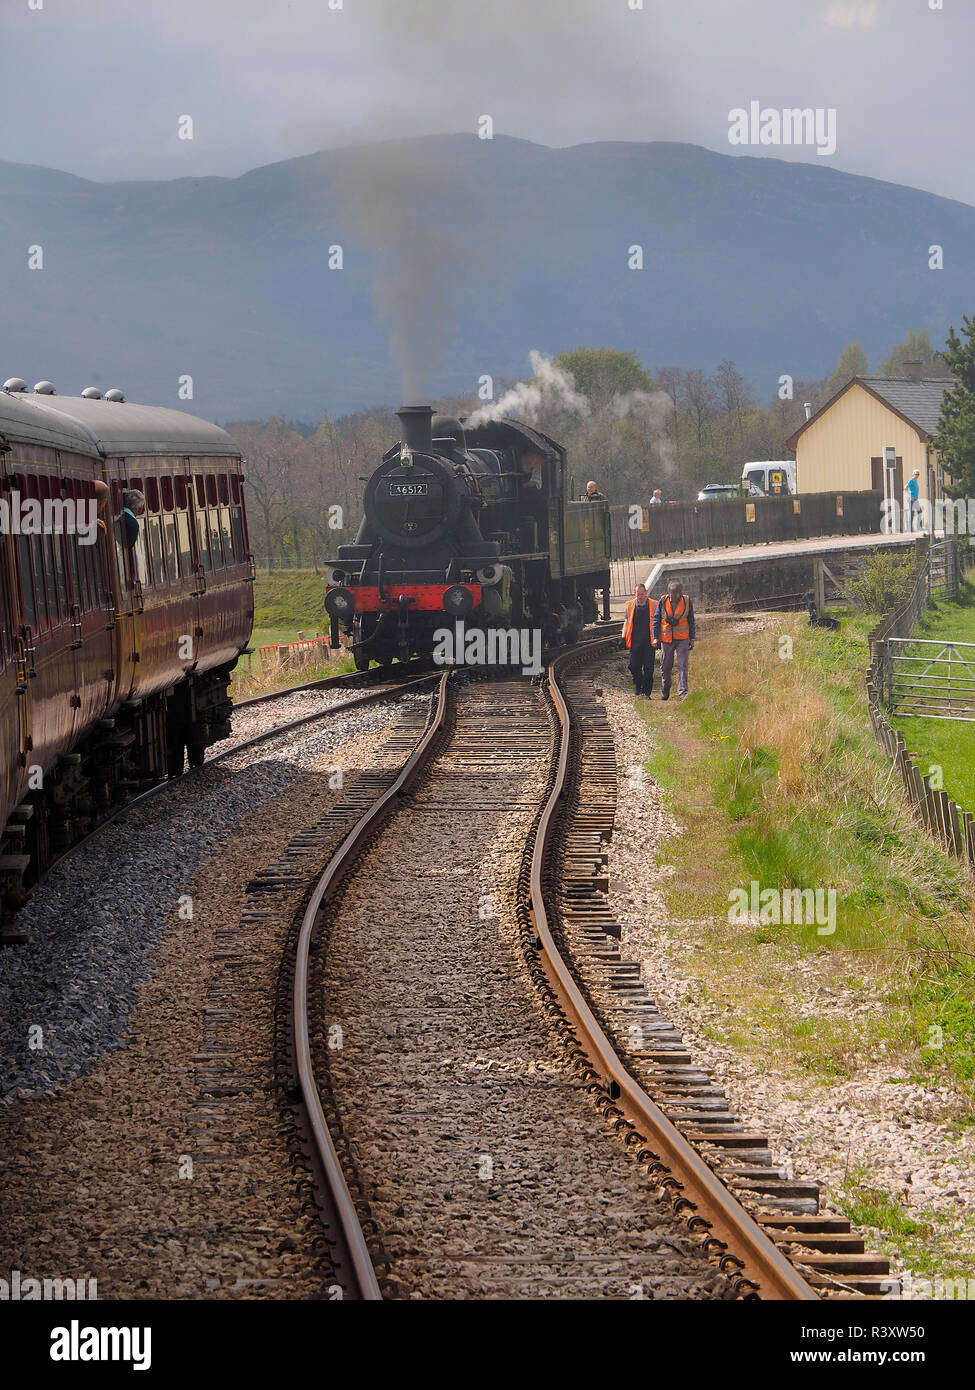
xmin=3 ymin=0 xmax=972 ymax=206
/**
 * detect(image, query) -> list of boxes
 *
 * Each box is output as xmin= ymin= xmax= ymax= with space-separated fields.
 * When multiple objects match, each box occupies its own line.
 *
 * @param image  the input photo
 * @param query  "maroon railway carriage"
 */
xmin=0 ymin=383 xmax=254 ymax=933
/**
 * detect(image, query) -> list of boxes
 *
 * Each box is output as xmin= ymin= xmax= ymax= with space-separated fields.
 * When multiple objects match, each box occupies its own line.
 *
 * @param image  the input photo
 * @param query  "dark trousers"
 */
xmin=628 ymin=640 xmax=655 ymax=695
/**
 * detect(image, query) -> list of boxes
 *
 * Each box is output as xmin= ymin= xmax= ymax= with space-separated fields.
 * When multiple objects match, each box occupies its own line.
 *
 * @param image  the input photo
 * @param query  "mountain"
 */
xmin=1 ymin=134 xmax=973 ymax=421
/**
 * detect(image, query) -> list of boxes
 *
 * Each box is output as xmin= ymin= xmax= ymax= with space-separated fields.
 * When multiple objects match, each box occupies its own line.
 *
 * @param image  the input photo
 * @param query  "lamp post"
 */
xmin=883 ymin=445 xmax=897 ymax=533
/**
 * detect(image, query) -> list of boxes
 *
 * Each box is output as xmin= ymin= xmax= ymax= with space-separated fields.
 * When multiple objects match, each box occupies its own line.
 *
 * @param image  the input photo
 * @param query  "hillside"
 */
xmin=2 ymin=134 xmax=973 ymax=419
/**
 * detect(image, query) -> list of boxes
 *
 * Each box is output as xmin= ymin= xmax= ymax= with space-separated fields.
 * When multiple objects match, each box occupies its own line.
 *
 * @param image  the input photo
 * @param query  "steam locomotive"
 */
xmin=0 ymin=380 xmax=253 ymax=934
xmin=323 ymin=406 xmax=611 ymax=667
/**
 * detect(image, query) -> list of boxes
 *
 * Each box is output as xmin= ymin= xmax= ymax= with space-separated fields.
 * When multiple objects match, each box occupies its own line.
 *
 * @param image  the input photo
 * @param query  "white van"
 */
xmin=741 ymin=460 xmax=796 ymax=496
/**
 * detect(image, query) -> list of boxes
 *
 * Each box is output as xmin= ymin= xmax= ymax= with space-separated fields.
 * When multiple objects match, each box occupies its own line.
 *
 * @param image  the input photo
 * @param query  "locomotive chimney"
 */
xmin=397 ymin=404 xmax=433 ymax=453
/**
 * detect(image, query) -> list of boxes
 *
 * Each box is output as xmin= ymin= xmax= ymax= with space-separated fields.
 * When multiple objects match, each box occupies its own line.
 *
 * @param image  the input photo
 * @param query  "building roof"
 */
xmin=785 ymin=375 xmax=955 ymax=450
xmin=0 ymin=390 xmax=239 ymax=459
xmin=857 ymin=377 xmax=954 ymax=437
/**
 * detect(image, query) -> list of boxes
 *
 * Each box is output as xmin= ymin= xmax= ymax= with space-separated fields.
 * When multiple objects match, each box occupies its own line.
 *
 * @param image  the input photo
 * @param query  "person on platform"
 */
xmin=652 ymin=579 xmax=695 ymax=701
xmin=907 ymin=469 xmax=922 ymax=531
xmin=621 ymin=583 xmax=656 ymax=697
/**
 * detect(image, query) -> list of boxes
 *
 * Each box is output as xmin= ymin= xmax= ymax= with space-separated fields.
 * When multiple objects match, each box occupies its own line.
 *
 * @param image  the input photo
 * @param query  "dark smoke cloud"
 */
xmin=319 ymin=0 xmax=667 ymax=402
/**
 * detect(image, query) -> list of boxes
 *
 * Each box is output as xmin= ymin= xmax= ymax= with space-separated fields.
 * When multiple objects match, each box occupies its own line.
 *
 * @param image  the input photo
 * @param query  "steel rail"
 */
xmin=37 ymin=677 xmax=438 ymax=907
xmin=234 ymin=656 xmax=434 ymax=709
xmin=291 ymin=670 xmax=452 ymax=1299
xmin=530 ymin=638 xmax=818 ymax=1301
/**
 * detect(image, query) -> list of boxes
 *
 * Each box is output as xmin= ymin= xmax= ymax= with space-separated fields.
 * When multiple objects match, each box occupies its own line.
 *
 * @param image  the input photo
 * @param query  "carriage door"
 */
xmin=54 ymin=455 xmax=85 ymax=738
xmin=181 ymin=457 xmax=205 ymax=661
xmin=107 ymin=460 xmax=144 ymax=700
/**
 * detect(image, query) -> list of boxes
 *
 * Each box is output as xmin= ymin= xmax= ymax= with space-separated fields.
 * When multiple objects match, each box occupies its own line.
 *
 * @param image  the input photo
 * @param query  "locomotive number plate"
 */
xmin=388 ymin=482 xmax=429 ymax=497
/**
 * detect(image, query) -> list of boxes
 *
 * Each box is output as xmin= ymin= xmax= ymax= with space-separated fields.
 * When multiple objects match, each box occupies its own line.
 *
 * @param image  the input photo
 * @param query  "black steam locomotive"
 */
xmin=323 ymin=406 xmax=611 ymax=667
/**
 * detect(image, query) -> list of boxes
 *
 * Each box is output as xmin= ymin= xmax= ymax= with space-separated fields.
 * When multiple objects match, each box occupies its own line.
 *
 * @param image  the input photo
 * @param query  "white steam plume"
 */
xmin=468 ymin=350 xmax=592 ymax=425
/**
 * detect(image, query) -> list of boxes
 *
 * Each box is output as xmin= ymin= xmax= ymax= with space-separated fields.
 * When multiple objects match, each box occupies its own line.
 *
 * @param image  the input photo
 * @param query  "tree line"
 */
xmin=228 ymin=327 xmax=961 ymax=571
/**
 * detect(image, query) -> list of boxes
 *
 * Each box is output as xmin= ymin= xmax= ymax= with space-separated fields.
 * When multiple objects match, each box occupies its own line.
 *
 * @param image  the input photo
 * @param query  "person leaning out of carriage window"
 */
xmin=621 ymin=582 xmax=656 ymax=698
xmin=118 ymin=488 xmax=146 ymax=549
xmin=584 ymin=480 xmax=605 ymax=501
xmin=649 ymin=489 xmax=663 ymax=505
xmin=652 ymin=579 xmax=695 ymax=701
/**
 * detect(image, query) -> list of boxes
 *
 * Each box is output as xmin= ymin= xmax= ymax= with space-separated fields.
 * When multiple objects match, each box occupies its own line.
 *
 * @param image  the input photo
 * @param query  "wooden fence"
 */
xmin=257 ymin=635 xmax=332 ymax=674
xmin=624 ymin=490 xmax=884 ymax=557
xmin=865 ymin=538 xmax=975 ymax=868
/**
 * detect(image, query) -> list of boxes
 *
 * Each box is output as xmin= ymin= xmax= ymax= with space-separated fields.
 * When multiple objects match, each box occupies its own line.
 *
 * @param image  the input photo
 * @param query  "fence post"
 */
xmin=947 ymin=800 xmax=963 ymax=857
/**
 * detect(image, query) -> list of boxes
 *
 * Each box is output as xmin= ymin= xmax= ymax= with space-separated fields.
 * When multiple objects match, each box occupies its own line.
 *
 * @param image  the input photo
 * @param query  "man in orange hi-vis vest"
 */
xmin=621 ymin=582 xmax=656 ymax=697
xmin=652 ymin=579 xmax=695 ymax=701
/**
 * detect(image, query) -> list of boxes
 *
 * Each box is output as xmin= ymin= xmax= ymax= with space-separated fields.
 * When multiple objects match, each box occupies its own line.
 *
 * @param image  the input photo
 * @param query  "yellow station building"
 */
xmin=786 ymin=376 xmax=954 ymax=506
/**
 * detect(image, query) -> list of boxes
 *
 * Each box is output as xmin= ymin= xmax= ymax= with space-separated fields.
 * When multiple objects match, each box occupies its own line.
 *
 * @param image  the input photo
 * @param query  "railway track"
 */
xmin=282 ymin=635 xmax=893 ymax=1299
xmin=539 ymin=640 xmax=897 ymax=1298
xmin=2 ymin=669 xmax=438 ymax=943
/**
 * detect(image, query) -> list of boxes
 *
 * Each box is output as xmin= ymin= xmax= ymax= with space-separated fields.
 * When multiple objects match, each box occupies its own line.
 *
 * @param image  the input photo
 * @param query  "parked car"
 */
xmin=696 ymin=482 xmax=764 ymax=501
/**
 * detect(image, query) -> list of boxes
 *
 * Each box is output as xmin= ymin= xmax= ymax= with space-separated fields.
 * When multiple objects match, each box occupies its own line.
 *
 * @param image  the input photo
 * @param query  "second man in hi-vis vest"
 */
xmin=652 ymin=579 xmax=695 ymax=701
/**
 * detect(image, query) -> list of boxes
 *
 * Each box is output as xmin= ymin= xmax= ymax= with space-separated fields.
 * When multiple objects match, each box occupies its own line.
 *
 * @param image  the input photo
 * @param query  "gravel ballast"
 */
xmin=0 ymin=694 xmax=427 ymax=1298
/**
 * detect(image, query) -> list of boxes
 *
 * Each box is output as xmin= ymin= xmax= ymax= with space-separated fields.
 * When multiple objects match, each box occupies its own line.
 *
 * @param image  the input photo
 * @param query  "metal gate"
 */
xmin=888 ymin=636 xmax=975 ymax=720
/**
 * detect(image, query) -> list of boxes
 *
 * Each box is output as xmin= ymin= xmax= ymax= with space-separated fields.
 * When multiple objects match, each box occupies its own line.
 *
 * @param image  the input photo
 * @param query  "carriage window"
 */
xmin=39 ymin=533 xmax=58 ymax=626
xmin=196 ymin=510 xmax=212 ymax=570
xmin=218 ymin=474 xmax=229 ymax=505
xmin=175 ymin=476 xmax=188 ymax=509
xmin=209 ymin=510 xmax=223 ymax=568
xmin=67 ymin=532 xmax=82 ymax=610
xmin=52 ymin=533 xmax=68 ymax=621
xmin=231 ymin=474 xmax=241 ymax=505
xmin=195 ymin=475 xmax=206 ymax=507
xmin=145 ymin=477 xmax=160 ymax=512
xmin=128 ymin=476 xmax=143 ymax=496
xmin=162 ymin=476 xmax=175 ymax=511
xmin=219 ymin=506 xmax=234 ymax=563
xmin=164 ymin=513 xmax=180 ymax=579
xmin=0 ymin=553 xmax=10 ymax=665
xmin=148 ymin=514 xmax=165 ymax=585
xmin=231 ymin=506 xmax=245 ymax=564
xmin=17 ymin=535 xmax=37 ymax=631
xmin=206 ymin=475 xmax=218 ymax=507
xmin=87 ymin=537 xmax=106 ymax=608
xmin=177 ymin=510 xmax=193 ymax=575
xmin=133 ymin=524 xmax=148 ymax=588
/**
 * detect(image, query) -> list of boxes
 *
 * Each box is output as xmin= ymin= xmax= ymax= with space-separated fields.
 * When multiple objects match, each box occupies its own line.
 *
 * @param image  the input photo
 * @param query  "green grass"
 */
xmin=232 ymin=569 xmax=354 ymax=696
xmin=628 ymin=609 xmax=975 ymax=1268
xmin=253 ymin=570 xmax=331 ymax=641
xmin=633 ymin=609 xmax=975 ymax=1094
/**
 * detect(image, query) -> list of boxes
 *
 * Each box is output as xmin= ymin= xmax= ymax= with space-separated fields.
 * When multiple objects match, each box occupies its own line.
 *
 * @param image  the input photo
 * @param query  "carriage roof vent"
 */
xmin=81 ymin=387 xmax=103 ymax=399
xmin=104 ymin=388 xmax=125 ymax=402
xmin=2 ymin=378 xmax=27 ymax=392
xmin=33 ymin=381 xmax=56 ymax=395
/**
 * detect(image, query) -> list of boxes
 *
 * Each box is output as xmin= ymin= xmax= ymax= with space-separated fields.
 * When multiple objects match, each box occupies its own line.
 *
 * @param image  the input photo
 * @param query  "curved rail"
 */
xmin=234 ymin=656 xmax=435 ymax=709
xmin=531 ymin=638 xmax=817 ymax=1301
xmin=39 ymin=676 xmax=438 ymax=903
xmin=291 ymin=670 xmax=452 ymax=1299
